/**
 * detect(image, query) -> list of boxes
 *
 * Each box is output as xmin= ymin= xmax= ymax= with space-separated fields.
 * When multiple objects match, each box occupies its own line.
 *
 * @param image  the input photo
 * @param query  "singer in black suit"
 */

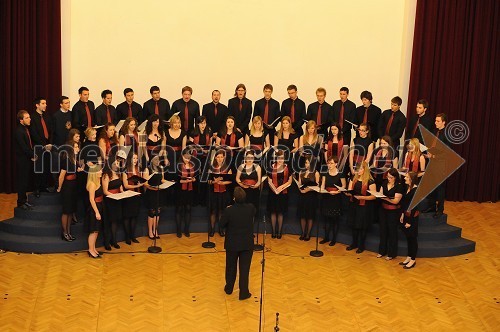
xmin=14 ymin=110 xmax=35 ymax=209
xmin=202 ymin=90 xmax=228 ymax=134
xmin=253 ymin=84 xmax=280 ymax=130
xmin=171 ymin=86 xmax=200 ymax=133
xmin=116 ymin=88 xmax=143 ymax=121
xmin=377 ymin=96 xmax=406 ymax=149
xmin=95 ymin=90 xmax=117 ymax=126
xmin=405 ymin=99 xmax=434 ymax=143
xmin=220 ymin=187 xmax=256 ymax=300
xmin=354 ymin=91 xmax=382 ymax=142
xmin=228 ymin=84 xmax=252 ymax=134
xmin=143 ymin=86 xmax=172 ymax=123
xmin=281 ymin=84 xmax=306 ymax=136
xmin=332 ymin=87 xmax=356 ymax=145
xmin=307 ymin=87 xmax=332 ymax=137
xmin=72 ymin=86 xmax=95 ymax=131
xmin=30 ymin=97 xmax=53 ymax=196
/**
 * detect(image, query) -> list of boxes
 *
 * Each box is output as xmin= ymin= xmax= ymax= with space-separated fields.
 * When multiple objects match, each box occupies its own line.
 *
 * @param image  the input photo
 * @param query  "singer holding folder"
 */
xmin=86 ymin=166 xmax=103 ymax=258
xmin=102 ymin=158 xmax=124 ymax=250
xmin=267 ymin=150 xmax=292 ymax=239
xmin=220 ymin=187 xmax=255 ymax=300
xmin=209 ymin=149 xmax=233 ymax=236
xmin=143 ymin=156 xmax=167 ymax=239
xmin=297 ymin=156 xmax=320 ymax=241
xmin=122 ymin=153 xmax=145 ymax=244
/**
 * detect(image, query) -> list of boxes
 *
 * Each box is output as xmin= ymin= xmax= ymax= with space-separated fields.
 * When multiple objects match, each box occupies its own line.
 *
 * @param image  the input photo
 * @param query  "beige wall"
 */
xmin=62 ymin=0 xmax=416 ymax=116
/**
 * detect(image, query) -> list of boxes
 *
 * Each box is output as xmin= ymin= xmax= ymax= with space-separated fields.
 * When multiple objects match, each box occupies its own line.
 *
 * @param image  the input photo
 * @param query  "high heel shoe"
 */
xmin=271 ymin=232 xmax=276 ymax=239
xmin=277 ymin=232 xmax=282 ymax=239
xmin=112 ymin=243 xmax=120 ymax=249
xmin=68 ymin=234 xmax=76 ymax=241
xmin=319 ymin=238 xmax=329 ymax=244
xmin=403 ymin=261 xmax=416 ymax=269
xmin=399 ymin=258 xmax=411 ymax=265
xmin=148 ymin=235 xmax=155 ymax=240
xmin=61 ymin=233 xmax=73 ymax=242
xmin=131 ymin=238 xmax=139 ymax=243
xmin=87 ymin=251 xmax=101 ymax=259
xmin=126 ymin=239 xmax=132 ymax=245
xmin=304 ymin=235 xmax=311 ymax=241
xmin=105 ymin=244 xmax=112 ymax=251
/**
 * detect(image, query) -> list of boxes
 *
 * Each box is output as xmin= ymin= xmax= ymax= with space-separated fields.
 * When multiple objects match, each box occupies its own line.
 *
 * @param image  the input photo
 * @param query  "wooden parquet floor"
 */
xmin=0 ymin=194 xmax=499 ymax=331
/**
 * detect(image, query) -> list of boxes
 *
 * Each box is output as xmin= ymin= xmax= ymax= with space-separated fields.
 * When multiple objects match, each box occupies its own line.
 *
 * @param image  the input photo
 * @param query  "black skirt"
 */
xmin=123 ymin=194 xmax=141 ymax=218
xmin=298 ymin=191 xmax=318 ymax=220
xmin=210 ymin=191 xmax=230 ymax=214
xmin=88 ymin=202 xmax=103 ymax=232
xmin=105 ymin=197 xmax=123 ymax=222
xmin=266 ymin=192 xmax=288 ymax=214
xmin=61 ymin=179 xmax=77 ymax=214
xmin=177 ymin=189 xmax=194 ymax=206
xmin=321 ymin=194 xmax=342 ymax=217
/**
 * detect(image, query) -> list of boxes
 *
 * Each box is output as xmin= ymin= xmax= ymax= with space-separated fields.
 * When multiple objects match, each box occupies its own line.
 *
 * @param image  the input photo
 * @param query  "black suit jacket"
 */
xmin=116 ymin=101 xmax=143 ymax=121
xmin=281 ymin=97 xmax=306 ymax=135
xmin=378 ymin=109 xmax=406 ymax=144
xmin=202 ymin=102 xmax=229 ymax=134
xmin=172 ymin=98 xmax=200 ymax=133
xmin=220 ymin=202 xmax=256 ymax=251
xmin=29 ymin=111 xmax=51 ymax=146
xmin=143 ymin=98 xmax=171 ymax=123
xmin=95 ymin=103 xmax=117 ymax=126
xmin=15 ymin=124 xmax=33 ymax=159
xmin=228 ymin=97 xmax=252 ymax=133
xmin=253 ymin=98 xmax=280 ymax=126
xmin=355 ymin=104 xmax=382 ymax=141
xmin=405 ymin=112 xmax=434 ymax=143
xmin=72 ymin=100 xmax=95 ymax=130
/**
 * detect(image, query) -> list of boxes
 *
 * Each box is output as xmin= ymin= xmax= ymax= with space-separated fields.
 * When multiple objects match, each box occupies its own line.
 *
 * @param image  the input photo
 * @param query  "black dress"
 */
xmin=275 ymin=131 xmax=297 ymax=163
xmin=351 ymin=136 xmax=372 ymax=168
xmin=61 ymin=160 xmax=78 ymax=214
xmin=321 ymin=172 xmax=344 ymax=217
xmin=146 ymin=135 xmax=162 ymax=161
xmin=177 ymin=162 xmax=195 ymax=206
xmin=123 ymin=170 xmax=142 ymax=219
xmin=297 ymin=172 xmax=318 ymax=220
xmin=266 ymin=164 xmax=290 ymax=214
xmin=400 ymin=186 xmax=419 ymax=237
xmin=378 ymin=181 xmax=404 ymax=257
xmin=165 ymin=129 xmax=185 ymax=173
xmin=348 ymin=179 xmax=375 ymax=230
xmin=210 ymin=166 xmax=230 ymax=214
xmin=238 ymin=164 xmax=260 ymax=209
xmin=89 ymin=186 xmax=104 ymax=232
xmin=105 ymin=178 xmax=123 ymax=222
xmin=371 ymin=148 xmax=394 ymax=190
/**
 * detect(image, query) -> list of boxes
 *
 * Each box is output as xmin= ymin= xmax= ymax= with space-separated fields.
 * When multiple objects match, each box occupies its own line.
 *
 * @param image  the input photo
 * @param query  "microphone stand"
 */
xmin=202 ymin=142 xmax=215 ymax=248
xmin=310 ymin=193 xmax=324 ymax=257
xmin=274 ymin=312 xmax=280 ymax=332
xmin=253 ymin=173 xmax=264 ymax=251
xmin=258 ymin=215 xmax=267 ymax=332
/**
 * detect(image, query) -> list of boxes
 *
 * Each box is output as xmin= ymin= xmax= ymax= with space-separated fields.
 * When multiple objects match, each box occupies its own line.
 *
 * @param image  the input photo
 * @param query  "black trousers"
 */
xmin=225 ymin=249 xmax=253 ymax=298
xmin=378 ymin=208 xmax=399 ymax=257
xmin=34 ymin=147 xmax=51 ymax=191
xmin=435 ymin=181 xmax=446 ymax=213
xmin=16 ymin=157 xmax=31 ymax=206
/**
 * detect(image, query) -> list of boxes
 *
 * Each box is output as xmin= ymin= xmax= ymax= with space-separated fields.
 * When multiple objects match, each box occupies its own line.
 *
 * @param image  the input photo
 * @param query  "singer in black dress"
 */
xmin=176 ymin=151 xmax=197 ymax=238
xmin=119 ymin=117 xmax=139 ymax=157
xmin=209 ymin=149 xmax=233 ymax=237
xmin=58 ymin=142 xmax=83 ymax=242
xmin=189 ymin=116 xmax=212 ymax=206
xmin=122 ymin=153 xmax=144 ymax=244
xmin=399 ymin=171 xmax=420 ymax=269
xmin=143 ymin=156 xmax=167 ymax=239
xmin=377 ymin=168 xmax=403 ymax=260
xmin=98 ymin=123 xmax=118 ymax=161
xmin=217 ymin=116 xmax=244 ymax=171
xmin=320 ymin=156 xmax=346 ymax=246
xmin=266 ymin=150 xmax=292 ymax=239
xmin=274 ymin=116 xmax=298 ymax=164
xmin=349 ymin=123 xmax=374 ymax=176
xmin=236 ymin=150 xmax=262 ymax=210
xmin=345 ymin=160 xmax=376 ymax=253
xmin=246 ymin=116 xmax=270 ymax=166
xmin=144 ymin=114 xmax=166 ymax=162
xmin=86 ymin=166 xmax=103 ymax=258
xmin=297 ymin=156 xmax=320 ymax=241
xmin=102 ymin=158 xmax=124 ymax=250
xmin=371 ymin=136 xmax=398 ymax=190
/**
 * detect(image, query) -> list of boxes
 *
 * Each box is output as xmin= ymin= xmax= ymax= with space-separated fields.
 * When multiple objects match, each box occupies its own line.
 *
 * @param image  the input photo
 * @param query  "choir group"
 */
xmin=14 ymin=83 xmax=451 ymax=268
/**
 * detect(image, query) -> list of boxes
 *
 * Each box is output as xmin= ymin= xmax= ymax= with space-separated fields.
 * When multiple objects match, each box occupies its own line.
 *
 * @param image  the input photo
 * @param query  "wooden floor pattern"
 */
xmin=0 ymin=194 xmax=499 ymax=331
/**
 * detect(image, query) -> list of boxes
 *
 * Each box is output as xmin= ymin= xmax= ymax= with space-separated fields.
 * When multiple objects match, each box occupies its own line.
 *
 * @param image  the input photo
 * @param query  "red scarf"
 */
xmin=272 ymin=163 xmax=289 ymax=194
xmin=181 ymin=162 xmax=194 ymax=191
xmin=327 ymin=138 xmax=344 ymax=158
xmin=213 ymin=166 xmax=227 ymax=193
xmin=404 ymin=153 xmax=420 ymax=172
xmin=221 ymin=132 xmax=236 ymax=147
xmin=350 ymin=178 xmax=369 ymax=206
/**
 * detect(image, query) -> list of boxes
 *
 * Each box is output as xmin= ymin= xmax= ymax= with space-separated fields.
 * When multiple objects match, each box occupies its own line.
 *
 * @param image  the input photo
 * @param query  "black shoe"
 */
xmin=219 ymin=230 xmax=225 ymax=237
xmin=112 ymin=243 xmax=120 ymax=249
xmin=299 ymin=234 xmax=304 ymax=241
xmin=319 ymin=238 xmax=329 ymax=244
xmin=346 ymin=245 xmax=357 ymax=251
xmin=176 ymin=232 xmax=182 ymax=238
xmin=329 ymin=241 xmax=336 ymax=246
xmin=88 ymin=251 xmax=101 ymax=259
xmin=224 ymin=286 xmax=233 ymax=295
xmin=271 ymin=233 xmax=276 ymax=239
xmin=155 ymin=235 xmax=160 ymax=239
xmin=131 ymin=238 xmax=139 ymax=243
xmin=148 ymin=235 xmax=155 ymax=240
xmin=18 ymin=204 xmax=32 ymax=211
xmin=61 ymin=233 xmax=73 ymax=242
xmin=34 ymin=190 xmax=40 ymax=198
xmin=25 ymin=202 xmax=35 ymax=208
xmin=304 ymin=236 xmax=311 ymax=241
xmin=126 ymin=239 xmax=132 ymax=245
xmin=277 ymin=233 xmax=282 ymax=239
xmin=105 ymin=245 xmax=112 ymax=251
xmin=239 ymin=293 xmax=252 ymax=300
xmin=356 ymin=248 xmax=364 ymax=254
xmin=209 ymin=230 xmax=215 ymax=237
xmin=68 ymin=234 xmax=76 ymax=241
xmin=399 ymin=260 xmax=410 ymax=265
xmin=46 ymin=187 xmax=56 ymax=193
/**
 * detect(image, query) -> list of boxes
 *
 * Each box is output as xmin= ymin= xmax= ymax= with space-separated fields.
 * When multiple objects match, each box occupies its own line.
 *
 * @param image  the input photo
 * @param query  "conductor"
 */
xmin=221 ymin=187 xmax=256 ymax=300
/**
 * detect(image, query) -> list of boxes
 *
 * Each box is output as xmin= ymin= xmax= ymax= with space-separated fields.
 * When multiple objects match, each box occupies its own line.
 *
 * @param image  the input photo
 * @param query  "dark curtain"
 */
xmin=0 ymin=0 xmax=62 ymax=193
xmin=408 ymin=0 xmax=499 ymax=202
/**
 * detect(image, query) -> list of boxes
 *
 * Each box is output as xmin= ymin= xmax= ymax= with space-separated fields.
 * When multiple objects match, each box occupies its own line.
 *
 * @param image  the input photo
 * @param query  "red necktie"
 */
xmin=339 ymin=103 xmax=344 ymax=129
xmin=264 ymin=100 xmax=269 ymax=123
xmin=25 ymin=127 xmax=33 ymax=149
xmin=184 ymin=102 xmax=189 ymax=130
xmin=106 ymin=106 xmax=112 ymax=123
xmin=214 ymin=103 xmax=218 ymax=117
xmin=239 ymin=99 xmax=242 ymax=111
xmin=290 ymin=100 xmax=295 ymax=123
xmin=385 ymin=112 xmax=395 ymax=135
xmin=154 ymin=101 xmax=159 ymax=115
xmin=317 ymin=103 xmax=322 ymax=125
xmin=128 ymin=104 xmax=132 ymax=118
xmin=412 ymin=117 xmax=420 ymax=138
xmin=363 ymin=107 xmax=368 ymax=124
xmin=431 ymin=130 xmax=440 ymax=148
xmin=85 ymin=102 xmax=92 ymax=127
xmin=41 ymin=115 xmax=49 ymax=139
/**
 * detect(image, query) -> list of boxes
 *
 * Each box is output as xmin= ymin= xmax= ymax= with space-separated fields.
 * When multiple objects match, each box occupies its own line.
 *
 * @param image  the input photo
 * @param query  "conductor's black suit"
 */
xmin=220 ymin=201 xmax=255 ymax=300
